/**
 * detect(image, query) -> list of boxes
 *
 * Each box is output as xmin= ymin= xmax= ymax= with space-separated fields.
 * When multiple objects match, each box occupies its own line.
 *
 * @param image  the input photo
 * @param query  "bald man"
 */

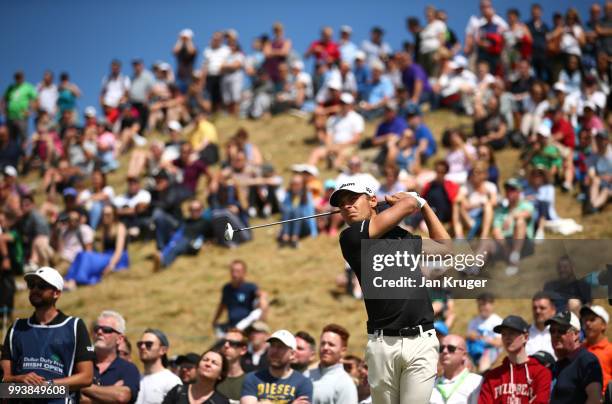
xmin=430 ymin=335 xmax=482 ymax=404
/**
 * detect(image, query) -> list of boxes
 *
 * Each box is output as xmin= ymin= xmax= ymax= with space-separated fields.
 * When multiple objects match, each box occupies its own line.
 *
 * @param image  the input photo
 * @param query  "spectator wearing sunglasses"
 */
xmin=1 ymin=266 xmax=94 ymax=402
xmin=430 ymin=334 xmax=482 ymax=404
xmin=479 ymin=315 xmax=552 ymax=404
xmin=548 ymin=311 xmax=603 ymax=404
xmin=175 ymin=353 xmax=200 ymax=385
xmin=217 ymin=328 xmax=248 ymax=401
xmin=81 ymin=310 xmax=141 ymax=404
xmin=136 ymin=329 xmax=182 ymax=404
xmin=308 ymin=324 xmax=358 ymax=404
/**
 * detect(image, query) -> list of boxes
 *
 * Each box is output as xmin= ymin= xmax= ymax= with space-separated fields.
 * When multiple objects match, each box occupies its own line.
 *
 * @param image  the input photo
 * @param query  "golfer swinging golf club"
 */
xmin=330 ymin=180 xmax=451 ymax=404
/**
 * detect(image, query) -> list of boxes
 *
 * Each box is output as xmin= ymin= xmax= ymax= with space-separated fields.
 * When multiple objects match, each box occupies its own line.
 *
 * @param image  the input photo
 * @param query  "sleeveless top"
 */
xmin=9 ymin=316 xmax=81 ymax=404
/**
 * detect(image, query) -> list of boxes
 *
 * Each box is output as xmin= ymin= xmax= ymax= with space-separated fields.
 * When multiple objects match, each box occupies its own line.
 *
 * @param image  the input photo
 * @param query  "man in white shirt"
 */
xmin=526 ymin=292 xmax=557 ymax=358
xmin=308 ymin=324 xmax=358 ymax=404
xmin=113 ymin=176 xmax=151 ymax=236
xmin=308 ymin=93 xmax=364 ymax=170
xmin=202 ymin=31 xmax=231 ymax=112
xmin=100 ymin=60 xmax=131 ymax=110
xmin=430 ymin=334 xmax=482 ymax=404
xmin=36 ymin=71 xmax=58 ymax=116
xmin=135 ymin=329 xmax=181 ymax=404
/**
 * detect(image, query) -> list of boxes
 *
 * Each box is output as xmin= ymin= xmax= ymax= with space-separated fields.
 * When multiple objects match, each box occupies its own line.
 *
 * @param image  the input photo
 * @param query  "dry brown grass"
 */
xmin=10 ymin=110 xmax=612 ymax=358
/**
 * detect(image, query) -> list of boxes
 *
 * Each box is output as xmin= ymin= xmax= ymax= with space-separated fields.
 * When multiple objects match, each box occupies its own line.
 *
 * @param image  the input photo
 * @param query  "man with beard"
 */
xmin=292 ymin=331 xmax=316 ymax=374
xmin=80 ymin=310 xmax=141 ymax=403
xmin=240 ymin=330 xmax=313 ymax=403
xmin=1 ymin=266 xmax=94 ymax=403
xmin=308 ymin=324 xmax=358 ymax=404
xmin=135 ymin=329 xmax=181 ymax=404
xmin=217 ymin=328 xmax=248 ymax=401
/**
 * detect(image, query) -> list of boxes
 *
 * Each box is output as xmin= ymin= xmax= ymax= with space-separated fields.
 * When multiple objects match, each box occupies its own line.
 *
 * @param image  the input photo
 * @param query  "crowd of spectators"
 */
xmin=1 ymin=0 xmax=612 ymax=402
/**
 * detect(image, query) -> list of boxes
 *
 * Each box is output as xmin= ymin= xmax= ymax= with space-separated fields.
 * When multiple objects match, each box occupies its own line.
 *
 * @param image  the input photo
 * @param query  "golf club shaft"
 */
xmin=235 ymin=210 xmax=340 ymax=232
xmin=234 ymin=201 xmax=388 ymax=233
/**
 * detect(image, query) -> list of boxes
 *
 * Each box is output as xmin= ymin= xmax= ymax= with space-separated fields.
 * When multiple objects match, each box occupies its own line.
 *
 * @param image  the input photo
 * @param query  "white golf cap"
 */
xmin=159 ymin=62 xmax=172 ymax=71
xmin=370 ymin=59 xmax=385 ymax=71
xmin=329 ymin=179 xmax=375 ymax=207
xmin=168 ymin=120 xmax=182 ymax=132
xmin=4 ymin=165 xmax=17 ymax=177
xmin=291 ymin=60 xmax=304 ymax=70
xmin=327 ymin=79 xmax=342 ymax=91
xmin=580 ymin=305 xmax=609 ymax=324
xmin=582 ymin=100 xmax=597 ymax=112
xmin=84 ymin=106 xmax=97 ymax=117
xmin=340 ymin=25 xmax=352 ymax=34
xmin=553 ymin=82 xmax=568 ymax=94
xmin=448 ymin=61 xmax=459 ymax=70
xmin=180 ymin=28 xmax=194 ymax=38
xmin=291 ymin=163 xmax=319 ymax=177
xmin=267 ymin=329 xmax=296 ymax=350
xmin=355 ymin=50 xmax=366 ymax=60
xmin=536 ymin=123 xmax=551 ymax=137
xmin=226 ymin=28 xmax=239 ymax=39
xmin=340 ymin=92 xmax=354 ymax=104
xmin=24 ymin=266 xmax=64 ymax=291
xmin=453 ymin=55 xmax=468 ymax=68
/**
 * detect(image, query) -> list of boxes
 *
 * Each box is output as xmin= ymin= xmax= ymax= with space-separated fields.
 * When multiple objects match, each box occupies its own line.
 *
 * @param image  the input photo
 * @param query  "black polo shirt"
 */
xmin=551 ymin=347 xmax=602 ymax=404
xmin=339 ymin=220 xmax=434 ymax=333
xmin=95 ymin=356 xmax=141 ymax=403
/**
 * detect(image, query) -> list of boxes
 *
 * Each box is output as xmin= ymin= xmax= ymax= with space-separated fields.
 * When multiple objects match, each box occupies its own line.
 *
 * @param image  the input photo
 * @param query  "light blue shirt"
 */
xmin=365 ymin=76 xmax=394 ymax=105
xmin=340 ymin=41 xmax=359 ymax=66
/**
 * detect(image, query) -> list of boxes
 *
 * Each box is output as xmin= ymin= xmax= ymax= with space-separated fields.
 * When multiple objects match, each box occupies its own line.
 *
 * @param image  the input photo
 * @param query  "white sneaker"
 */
xmin=505 ymin=265 xmax=519 ymax=276
xmin=23 ymin=262 xmax=39 ymax=274
xmin=535 ymin=228 xmax=545 ymax=244
xmin=248 ymin=207 xmax=257 ymax=218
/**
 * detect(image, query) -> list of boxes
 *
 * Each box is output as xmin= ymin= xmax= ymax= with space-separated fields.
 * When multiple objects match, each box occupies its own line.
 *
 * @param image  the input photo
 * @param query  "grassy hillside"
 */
xmin=9 ymin=110 xmax=612 ymax=358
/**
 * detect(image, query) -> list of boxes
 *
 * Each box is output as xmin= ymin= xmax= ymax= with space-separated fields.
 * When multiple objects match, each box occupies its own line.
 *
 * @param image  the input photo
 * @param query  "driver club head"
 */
xmin=224 ymin=223 xmax=235 ymax=241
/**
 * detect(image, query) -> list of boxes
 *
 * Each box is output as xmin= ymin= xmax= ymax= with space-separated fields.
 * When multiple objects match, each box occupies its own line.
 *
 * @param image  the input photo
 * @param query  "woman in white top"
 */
xmin=453 ymin=160 xmax=498 ymax=239
xmin=442 ymin=128 xmax=477 ymax=185
xmin=221 ymin=34 xmax=245 ymax=116
xmin=520 ymin=81 xmax=550 ymax=137
xmin=420 ymin=5 xmax=447 ymax=76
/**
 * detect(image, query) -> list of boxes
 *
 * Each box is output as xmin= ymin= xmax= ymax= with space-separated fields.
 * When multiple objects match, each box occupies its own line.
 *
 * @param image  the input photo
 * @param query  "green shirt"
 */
xmin=216 ymin=373 xmax=245 ymax=400
xmin=493 ymin=199 xmax=535 ymax=238
xmin=531 ymin=145 xmax=563 ymax=170
xmin=4 ymin=82 xmax=37 ymax=120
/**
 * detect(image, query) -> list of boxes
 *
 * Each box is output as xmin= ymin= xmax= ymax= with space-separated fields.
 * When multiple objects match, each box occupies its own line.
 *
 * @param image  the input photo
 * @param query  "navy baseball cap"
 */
xmin=493 ymin=315 xmax=529 ymax=333
xmin=405 ymin=104 xmax=422 ymax=117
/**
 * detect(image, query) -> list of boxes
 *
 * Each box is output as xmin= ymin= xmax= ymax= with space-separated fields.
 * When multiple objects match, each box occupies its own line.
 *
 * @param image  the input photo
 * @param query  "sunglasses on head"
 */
xmin=94 ymin=325 xmax=120 ymax=335
xmin=26 ymin=280 xmax=54 ymax=290
xmin=223 ymin=339 xmax=245 ymax=348
xmin=137 ymin=341 xmax=155 ymax=350
xmin=439 ymin=344 xmax=463 ymax=353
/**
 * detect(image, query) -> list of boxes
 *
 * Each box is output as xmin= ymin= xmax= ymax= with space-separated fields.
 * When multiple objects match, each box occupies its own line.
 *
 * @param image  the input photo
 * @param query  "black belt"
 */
xmin=370 ymin=323 xmax=434 ymax=337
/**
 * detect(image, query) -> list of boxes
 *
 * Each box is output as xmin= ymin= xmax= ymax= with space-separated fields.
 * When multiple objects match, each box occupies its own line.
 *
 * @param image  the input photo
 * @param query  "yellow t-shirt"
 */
xmin=189 ymin=120 xmax=219 ymax=150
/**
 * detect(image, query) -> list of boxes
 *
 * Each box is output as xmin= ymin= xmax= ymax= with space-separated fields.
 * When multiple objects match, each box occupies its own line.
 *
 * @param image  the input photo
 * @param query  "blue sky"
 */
xmin=1 ymin=0 xmax=591 ymax=112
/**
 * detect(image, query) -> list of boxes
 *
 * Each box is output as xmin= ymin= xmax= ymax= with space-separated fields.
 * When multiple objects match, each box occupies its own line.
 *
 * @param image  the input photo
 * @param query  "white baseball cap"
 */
xmin=180 ymin=28 xmax=194 ymax=38
xmin=159 ymin=62 xmax=172 ymax=72
xmin=267 ymin=329 xmax=297 ymax=350
xmin=330 ymin=179 xmax=375 ymax=207
xmin=553 ymin=82 xmax=568 ymax=94
xmin=580 ymin=305 xmax=609 ymax=324
xmin=291 ymin=60 xmax=304 ymax=71
xmin=168 ymin=120 xmax=182 ymax=132
xmin=4 ymin=165 xmax=17 ymax=177
xmin=453 ymin=55 xmax=468 ymax=68
xmin=340 ymin=92 xmax=354 ymax=104
xmin=24 ymin=266 xmax=64 ymax=291
xmin=355 ymin=51 xmax=366 ymax=60
xmin=327 ymin=79 xmax=342 ymax=91
xmin=340 ymin=25 xmax=352 ymax=34
xmin=84 ymin=106 xmax=97 ymax=117
xmin=537 ymin=123 xmax=551 ymax=137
